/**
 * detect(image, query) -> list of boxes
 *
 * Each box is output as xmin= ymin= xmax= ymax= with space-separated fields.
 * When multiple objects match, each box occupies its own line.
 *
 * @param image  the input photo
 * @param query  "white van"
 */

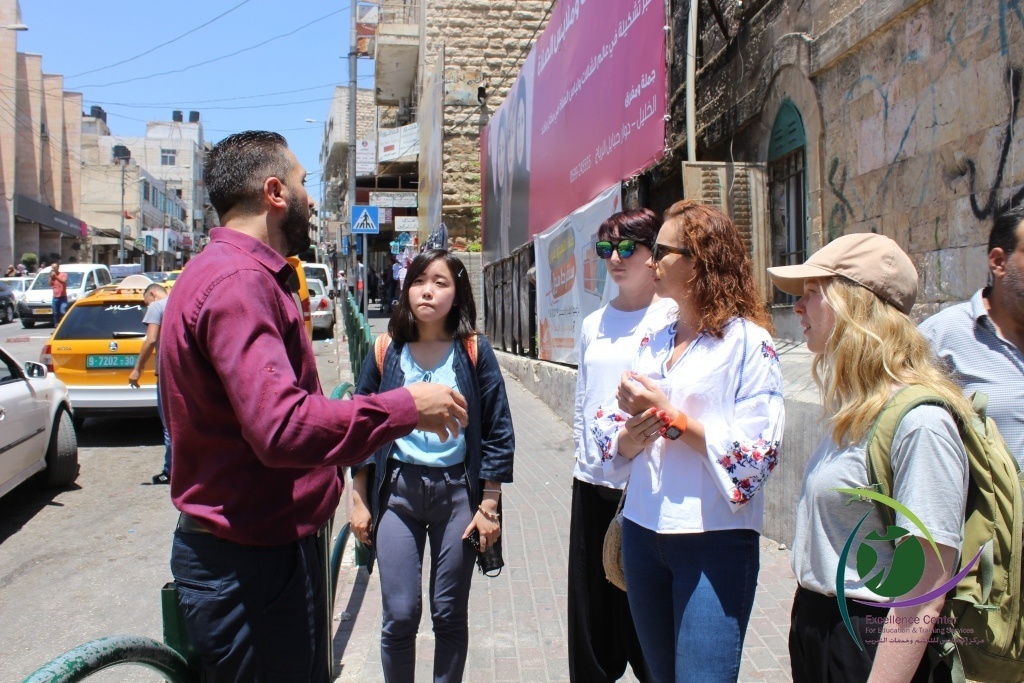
xmin=18 ymin=264 xmax=113 ymax=328
xmin=302 ymin=262 xmax=336 ymax=298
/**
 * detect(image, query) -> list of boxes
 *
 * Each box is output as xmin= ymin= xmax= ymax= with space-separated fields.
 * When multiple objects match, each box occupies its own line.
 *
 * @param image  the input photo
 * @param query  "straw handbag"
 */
xmin=602 ymin=483 xmax=628 ymax=591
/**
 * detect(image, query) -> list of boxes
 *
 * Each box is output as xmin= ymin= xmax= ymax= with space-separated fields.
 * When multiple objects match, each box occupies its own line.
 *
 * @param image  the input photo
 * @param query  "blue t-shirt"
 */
xmin=391 ymin=342 xmax=467 ymax=467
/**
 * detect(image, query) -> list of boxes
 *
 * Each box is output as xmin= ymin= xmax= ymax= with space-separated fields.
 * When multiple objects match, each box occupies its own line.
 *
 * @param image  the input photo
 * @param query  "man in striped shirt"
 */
xmin=920 ymin=205 xmax=1024 ymax=467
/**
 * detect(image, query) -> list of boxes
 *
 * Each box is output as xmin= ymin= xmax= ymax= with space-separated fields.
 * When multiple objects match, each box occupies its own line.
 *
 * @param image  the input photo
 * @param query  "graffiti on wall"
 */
xmin=825 ymin=0 xmax=1024 ymax=243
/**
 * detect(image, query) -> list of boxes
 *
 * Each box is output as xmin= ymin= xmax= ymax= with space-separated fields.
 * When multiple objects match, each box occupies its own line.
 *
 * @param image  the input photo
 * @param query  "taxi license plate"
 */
xmin=86 ymin=354 xmax=138 ymax=369
xmin=37 ymin=308 xmax=52 ymax=315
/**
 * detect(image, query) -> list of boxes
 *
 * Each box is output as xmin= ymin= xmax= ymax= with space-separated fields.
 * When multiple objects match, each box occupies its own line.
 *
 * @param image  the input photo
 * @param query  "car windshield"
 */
xmin=53 ymin=302 xmax=147 ymax=340
xmin=166 ymin=271 xmax=180 ymax=281
xmin=303 ymin=266 xmax=329 ymax=284
xmin=0 ymin=278 xmax=25 ymax=292
xmin=31 ymin=272 xmax=84 ymax=290
xmin=144 ymin=272 xmax=168 ymax=282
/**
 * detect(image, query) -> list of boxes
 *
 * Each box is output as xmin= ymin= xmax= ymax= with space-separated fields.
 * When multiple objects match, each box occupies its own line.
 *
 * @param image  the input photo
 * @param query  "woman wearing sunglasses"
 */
xmin=570 ymin=208 xmax=671 ymax=683
xmin=595 ymin=200 xmax=784 ymax=682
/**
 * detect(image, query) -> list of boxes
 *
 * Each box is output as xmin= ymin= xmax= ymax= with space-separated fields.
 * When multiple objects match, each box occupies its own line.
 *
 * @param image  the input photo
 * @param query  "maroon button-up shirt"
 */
xmin=160 ymin=227 xmax=417 ymax=545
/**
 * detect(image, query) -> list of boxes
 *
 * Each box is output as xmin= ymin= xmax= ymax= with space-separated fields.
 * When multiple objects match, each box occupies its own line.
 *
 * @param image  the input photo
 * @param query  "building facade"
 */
xmin=641 ymin=0 xmax=1017 ymax=336
xmin=1 ymin=0 xmax=86 ymax=269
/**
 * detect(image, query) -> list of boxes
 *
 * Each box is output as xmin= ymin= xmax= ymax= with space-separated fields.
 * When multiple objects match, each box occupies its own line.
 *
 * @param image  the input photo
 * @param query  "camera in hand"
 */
xmin=465 ymin=529 xmax=504 ymax=576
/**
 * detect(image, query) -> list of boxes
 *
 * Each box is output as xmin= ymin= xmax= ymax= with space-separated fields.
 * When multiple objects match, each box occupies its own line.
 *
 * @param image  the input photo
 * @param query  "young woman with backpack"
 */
xmin=768 ymin=233 xmax=971 ymax=682
xmin=350 ymin=249 xmax=515 ymax=682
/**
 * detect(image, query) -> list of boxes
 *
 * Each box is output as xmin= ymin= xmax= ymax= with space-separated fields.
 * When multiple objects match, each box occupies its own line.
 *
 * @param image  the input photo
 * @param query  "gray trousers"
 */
xmin=377 ymin=461 xmax=477 ymax=683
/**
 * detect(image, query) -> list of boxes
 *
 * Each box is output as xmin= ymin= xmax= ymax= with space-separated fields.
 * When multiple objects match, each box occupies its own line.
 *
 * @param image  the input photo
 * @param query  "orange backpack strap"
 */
xmin=374 ymin=332 xmax=392 ymax=374
xmin=463 ymin=334 xmax=478 ymax=368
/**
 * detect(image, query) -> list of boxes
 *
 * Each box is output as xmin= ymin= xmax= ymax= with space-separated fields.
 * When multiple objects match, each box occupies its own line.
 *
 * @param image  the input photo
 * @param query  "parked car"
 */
xmin=286 ymin=256 xmax=313 ymax=340
xmin=0 ymin=276 xmax=33 ymax=299
xmin=18 ymin=264 xmax=113 ymax=328
xmin=0 ymin=281 xmax=17 ymax=324
xmin=163 ymin=269 xmax=183 ymax=288
xmin=302 ymin=262 xmax=335 ymax=298
xmin=307 ymin=279 xmax=335 ymax=337
xmin=0 ymin=344 xmax=78 ymax=500
xmin=40 ymin=275 xmax=157 ymax=425
xmin=144 ymin=272 xmax=169 ymax=283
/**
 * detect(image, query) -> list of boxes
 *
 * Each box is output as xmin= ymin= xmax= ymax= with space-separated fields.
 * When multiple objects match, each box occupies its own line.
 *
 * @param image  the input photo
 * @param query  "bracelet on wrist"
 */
xmin=478 ymin=505 xmax=500 ymax=521
xmin=483 ymin=488 xmax=502 ymax=495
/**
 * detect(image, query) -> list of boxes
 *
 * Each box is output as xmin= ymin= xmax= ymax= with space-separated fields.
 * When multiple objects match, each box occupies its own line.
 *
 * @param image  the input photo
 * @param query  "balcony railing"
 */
xmin=379 ymin=0 xmax=419 ymax=25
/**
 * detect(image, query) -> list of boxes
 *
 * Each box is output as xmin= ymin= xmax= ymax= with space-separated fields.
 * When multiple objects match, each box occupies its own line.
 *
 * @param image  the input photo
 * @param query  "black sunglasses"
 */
xmin=651 ymin=243 xmax=693 ymax=263
xmin=595 ymin=239 xmax=640 ymax=259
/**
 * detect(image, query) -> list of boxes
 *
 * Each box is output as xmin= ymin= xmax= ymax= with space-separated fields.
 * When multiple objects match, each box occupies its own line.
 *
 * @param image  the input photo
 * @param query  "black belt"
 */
xmin=176 ymin=512 xmax=213 ymax=535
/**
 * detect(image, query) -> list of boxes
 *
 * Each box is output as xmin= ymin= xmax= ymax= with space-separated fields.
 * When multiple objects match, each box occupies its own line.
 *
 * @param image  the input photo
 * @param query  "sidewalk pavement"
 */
xmin=327 ymin=303 xmax=796 ymax=682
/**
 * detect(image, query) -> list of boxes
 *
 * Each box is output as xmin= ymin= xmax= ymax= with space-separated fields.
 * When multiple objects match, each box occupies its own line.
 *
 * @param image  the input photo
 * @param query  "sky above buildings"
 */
xmin=16 ymin=0 xmax=374 ymax=206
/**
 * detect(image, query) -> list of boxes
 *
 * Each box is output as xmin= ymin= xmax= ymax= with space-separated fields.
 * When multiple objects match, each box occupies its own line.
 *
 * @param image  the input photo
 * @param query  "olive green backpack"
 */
xmin=866 ymin=385 xmax=1024 ymax=683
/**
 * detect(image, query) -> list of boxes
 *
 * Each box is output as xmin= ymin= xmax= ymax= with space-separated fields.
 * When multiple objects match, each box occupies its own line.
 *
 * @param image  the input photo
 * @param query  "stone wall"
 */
xmin=660 ymin=0 xmax=1020 ymax=311
xmin=424 ymin=0 xmax=551 ymax=242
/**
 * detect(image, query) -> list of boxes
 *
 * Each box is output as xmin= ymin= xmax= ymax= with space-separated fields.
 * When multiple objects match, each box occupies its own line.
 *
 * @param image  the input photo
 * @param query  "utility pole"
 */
xmin=349 ymin=1 xmax=363 ymax=314
xmin=119 ymin=161 xmax=126 ymax=265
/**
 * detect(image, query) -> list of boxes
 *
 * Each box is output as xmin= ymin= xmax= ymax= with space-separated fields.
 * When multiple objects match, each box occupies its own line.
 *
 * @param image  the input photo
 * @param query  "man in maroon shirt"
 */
xmin=161 ymin=131 xmax=468 ymax=681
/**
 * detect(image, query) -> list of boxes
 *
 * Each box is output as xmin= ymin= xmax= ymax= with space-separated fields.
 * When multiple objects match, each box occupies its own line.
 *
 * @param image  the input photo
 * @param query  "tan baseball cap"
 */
xmin=767 ymin=232 xmax=918 ymax=314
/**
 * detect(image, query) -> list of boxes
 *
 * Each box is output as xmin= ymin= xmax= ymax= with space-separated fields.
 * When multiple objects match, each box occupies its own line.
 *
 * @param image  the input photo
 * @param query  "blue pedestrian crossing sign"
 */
xmin=351 ymin=205 xmax=379 ymax=234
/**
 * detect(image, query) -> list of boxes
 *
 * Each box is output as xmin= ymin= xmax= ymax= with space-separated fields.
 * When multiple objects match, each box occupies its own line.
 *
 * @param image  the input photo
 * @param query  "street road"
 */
xmin=0 ymin=314 xmax=347 ymax=681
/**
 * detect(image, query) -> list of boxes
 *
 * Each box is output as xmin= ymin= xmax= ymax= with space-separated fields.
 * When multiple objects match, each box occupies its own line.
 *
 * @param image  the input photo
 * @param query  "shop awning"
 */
xmin=14 ymin=194 xmax=87 ymax=237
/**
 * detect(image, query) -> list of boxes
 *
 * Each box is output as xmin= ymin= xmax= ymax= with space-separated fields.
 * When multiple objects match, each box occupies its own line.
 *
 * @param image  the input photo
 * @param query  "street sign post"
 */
xmin=350 ymin=205 xmax=380 ymax=234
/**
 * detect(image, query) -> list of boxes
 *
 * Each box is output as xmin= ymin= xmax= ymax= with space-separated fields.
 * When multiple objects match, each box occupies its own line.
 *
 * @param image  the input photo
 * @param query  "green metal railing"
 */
xmin=341 ymin=290 xmax=376 ymax=381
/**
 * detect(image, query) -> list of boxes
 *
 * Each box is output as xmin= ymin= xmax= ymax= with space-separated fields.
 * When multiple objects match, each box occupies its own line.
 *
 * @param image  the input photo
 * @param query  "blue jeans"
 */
xmin=156 ymin=380 xmax=171 ymax=475
xmin=375 ymin=461 xmax=477 ymax=683
xmin=170 ymin=528 xmax=330 ymax=682
xmin=52 ymin=296 xmax=67 ymax=327
xmin=622 ymin=520 xmax=759 ymax=683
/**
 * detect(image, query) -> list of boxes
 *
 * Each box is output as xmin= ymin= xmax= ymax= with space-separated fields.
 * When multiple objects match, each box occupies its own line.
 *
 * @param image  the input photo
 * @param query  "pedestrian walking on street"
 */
xmin=569 ymin=209 xmax=668 ymax=683
xmin=128 ymin=283 xmax=172 ymax=484
xmin=769 ymin=233 xmax=967 ymax=683
xmin=351 ymin=249 xmax=515 ymax=683
xmin=160 ymin=131 xmax=469 ymax=682
xmin=595 ymin=200 xmax=784 ymax=683
xmin=920 ymin=205 xmax=1024 ymax=467
xmin=49 ymin=261 xmax=68 ymax=328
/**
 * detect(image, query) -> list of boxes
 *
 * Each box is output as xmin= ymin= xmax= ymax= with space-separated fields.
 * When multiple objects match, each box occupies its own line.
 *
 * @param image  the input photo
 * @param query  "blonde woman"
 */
xmin=768 ymin=233 xmax=969 ymax=683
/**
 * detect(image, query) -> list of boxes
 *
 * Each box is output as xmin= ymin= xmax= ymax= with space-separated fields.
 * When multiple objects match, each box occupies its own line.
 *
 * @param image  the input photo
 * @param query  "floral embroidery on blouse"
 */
xmin=719 ymin=437 xmax=780 ymax=505
xmin=592 ymin=408 xmax=626 ymax=462
xmin=760 ymin=341 xmax=779 ymax=364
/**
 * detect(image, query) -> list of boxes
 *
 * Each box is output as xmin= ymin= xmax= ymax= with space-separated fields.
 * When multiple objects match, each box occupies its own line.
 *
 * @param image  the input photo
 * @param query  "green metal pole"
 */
xmin=21 ymin=635 xmax=195 ymax=683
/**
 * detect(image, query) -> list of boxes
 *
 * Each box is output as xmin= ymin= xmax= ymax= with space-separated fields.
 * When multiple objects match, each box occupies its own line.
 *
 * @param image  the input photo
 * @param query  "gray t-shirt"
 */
xmin=142 ymin=297 xmax=167 ymax=376
xmin=791 ymin=404 xmax=968 ymax=601
xmin=142 ymin=296 xmax=167 ymax=326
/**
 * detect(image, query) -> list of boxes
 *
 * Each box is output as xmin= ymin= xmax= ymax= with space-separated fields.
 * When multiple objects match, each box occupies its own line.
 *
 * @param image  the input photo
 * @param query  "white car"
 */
xmin=0 ymin=345 xmax=78 ymax=499
xmin=302 ymin=263 xmax=336 ymax=298
xmin=307 ymin=279 xmax=335 ymax=337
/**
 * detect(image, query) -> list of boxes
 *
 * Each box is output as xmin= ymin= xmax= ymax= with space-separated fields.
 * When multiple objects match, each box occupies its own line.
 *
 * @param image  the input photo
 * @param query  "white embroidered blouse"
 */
xmin=594 ymin=317 xmax=785 ymax=534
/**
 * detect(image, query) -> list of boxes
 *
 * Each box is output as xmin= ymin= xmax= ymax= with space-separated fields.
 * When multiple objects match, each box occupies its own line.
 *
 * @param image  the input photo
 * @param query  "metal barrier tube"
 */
xmin=21 ymin=636 xmax=195 ymax=683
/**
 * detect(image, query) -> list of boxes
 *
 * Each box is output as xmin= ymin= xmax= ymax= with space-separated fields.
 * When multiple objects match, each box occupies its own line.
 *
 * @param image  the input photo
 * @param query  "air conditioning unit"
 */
xmin=682 ymin=161 xmax=770 ymax=299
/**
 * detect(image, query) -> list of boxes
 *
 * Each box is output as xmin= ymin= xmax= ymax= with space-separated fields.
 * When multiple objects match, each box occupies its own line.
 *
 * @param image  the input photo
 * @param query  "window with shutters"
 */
xmin=768 ymin=100 xmax=808 ymax=305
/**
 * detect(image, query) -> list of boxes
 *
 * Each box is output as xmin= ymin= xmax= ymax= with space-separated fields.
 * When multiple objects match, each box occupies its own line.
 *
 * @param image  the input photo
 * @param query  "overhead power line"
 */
xmin=67 ymin=0 xmax=255 ymax=80
xmin=73 ymin=5 xmax=351 ymax=90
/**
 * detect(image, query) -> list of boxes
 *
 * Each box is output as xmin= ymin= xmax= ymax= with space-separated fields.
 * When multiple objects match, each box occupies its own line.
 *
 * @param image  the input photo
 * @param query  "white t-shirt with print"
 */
xmin=573 ymin=298 xmax=676 ymax=489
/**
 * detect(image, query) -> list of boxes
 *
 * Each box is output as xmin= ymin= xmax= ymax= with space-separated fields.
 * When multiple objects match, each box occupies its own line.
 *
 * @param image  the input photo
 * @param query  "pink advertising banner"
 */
xmin=531 ymin=0 xmax=666 ymax=236
xmin=482 ymin=0 xmax=666 ymax=264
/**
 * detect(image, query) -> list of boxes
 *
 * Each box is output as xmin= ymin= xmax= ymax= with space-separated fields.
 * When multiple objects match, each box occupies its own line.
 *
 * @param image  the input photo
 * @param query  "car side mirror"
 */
xmin=329 ymin=291 xmax=335 ymax=299
xmin=23 ymin=361 xmax=47 ymax=379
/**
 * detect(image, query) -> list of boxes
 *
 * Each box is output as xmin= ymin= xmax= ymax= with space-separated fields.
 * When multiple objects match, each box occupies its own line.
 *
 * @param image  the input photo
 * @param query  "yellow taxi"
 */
xmin=162 ymin=268 xmax=184 ymax=289
xmin=286 ymin=256 xmax=313 ymax=339
xmin=41 ymin=275 xmax=158 ymax=424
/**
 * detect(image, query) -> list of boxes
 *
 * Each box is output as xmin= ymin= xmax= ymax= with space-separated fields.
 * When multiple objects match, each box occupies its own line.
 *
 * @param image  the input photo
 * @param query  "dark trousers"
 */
xmin=52 ymin=295 xmax=67 ymax=327
xmin=170 ymin=528 xmax=330 ymax=682
xmin=376 ymin=461 xmax=477 ymax=683
xmin=155 ymin=380 xmax=171 ymax=475
xmin=568 ymin=478 xmax=648 ymax=683
xmin=789 ymin=586 xmax=953 ymax=683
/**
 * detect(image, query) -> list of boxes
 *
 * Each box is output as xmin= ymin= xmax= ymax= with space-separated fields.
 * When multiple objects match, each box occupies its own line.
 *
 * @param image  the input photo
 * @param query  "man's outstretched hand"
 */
xmin=406 ymin=383 xmax=469 ymax=442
